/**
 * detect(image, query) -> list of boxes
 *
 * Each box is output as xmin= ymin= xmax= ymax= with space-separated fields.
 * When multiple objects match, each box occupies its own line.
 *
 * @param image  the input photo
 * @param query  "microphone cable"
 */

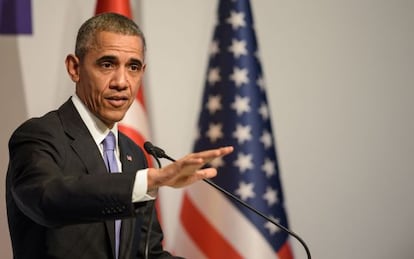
xmin=144 ymin=141 xmax=312 ymax=259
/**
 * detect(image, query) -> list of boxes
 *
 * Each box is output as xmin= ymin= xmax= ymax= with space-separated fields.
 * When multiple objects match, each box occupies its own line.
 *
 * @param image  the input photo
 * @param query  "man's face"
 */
xmin=69 ymin=31 xmax=146 ymax=128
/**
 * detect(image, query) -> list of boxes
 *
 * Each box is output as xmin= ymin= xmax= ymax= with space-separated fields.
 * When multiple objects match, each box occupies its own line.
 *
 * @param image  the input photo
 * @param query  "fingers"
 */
xmin=206 ymin=146 xmax=233 ymax=164
xmin=175 ymin=146 xmax=233 ymax=169
xmin=187 ymin=146 xmax=234 ymax=163
xmin=199 ymin=146 xmax=234 ymax=158
xmin=196 ymin=167 xmax=218 ymax=179
xmin=169 ymin=168 xmax=218 ymax=188
xmin=147 ymin=146 xmax=234 ymax=189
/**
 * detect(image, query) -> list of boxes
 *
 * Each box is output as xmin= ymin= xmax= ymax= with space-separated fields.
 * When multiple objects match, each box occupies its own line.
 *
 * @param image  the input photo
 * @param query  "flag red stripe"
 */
xmin=118 ymin=124 xmax=153 ymax=168
xmin=136 ymin=87 xmax=146 ymax=109
xmin=180 ymin=193 xmax=243 ymax=259
xmin=277 ymin=241 xmax=294 ymax=259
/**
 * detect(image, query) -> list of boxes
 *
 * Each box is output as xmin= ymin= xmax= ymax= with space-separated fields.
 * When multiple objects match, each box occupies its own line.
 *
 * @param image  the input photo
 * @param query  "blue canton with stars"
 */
xmin=193 ymin=0 xmax=290 ymax=252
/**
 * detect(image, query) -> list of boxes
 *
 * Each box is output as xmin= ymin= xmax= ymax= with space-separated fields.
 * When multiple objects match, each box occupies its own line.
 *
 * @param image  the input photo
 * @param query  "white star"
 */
xmin=230 ymin=67 xmax=249 ymax=87
xmin=210 ymin=40 xmax=220 ymax=56
xmin=226 ymin=11 xmax=246 ymax=30
xmin=256 ymin=76 xmax=265 ymax=91
xmin=262 ymin=158 xmax=276 ymax=178
xmin=264 ymin=216 xmax=281 ymax=235
xmin=263 ymin=186 xmax=278 ymax=207
xmin=228 ymin=39 xmax=248 ymax=58
xmin=235 ymin=181 xmax=255 ymax=201
xmin=260 ymin=130 xmax=273 ymax=149
xmin=207 ymin=67 xmax=221 ymax=86
xmin=206 ymin=95 xmax=222 ymax=114
xmin=210 ymin=156 xmax=225 ymax=168
xmin=233 ymin=152 xmax=253 ymax=173
xmin=232 ymin=124 xmax=252 ymax=144
xmin=231 ymin=95 xmax=251 ymax=116
xmin=258 ymin=102 xmax=269 ymax=120
xmin=206 ymin=123 xmax=223 ymax=143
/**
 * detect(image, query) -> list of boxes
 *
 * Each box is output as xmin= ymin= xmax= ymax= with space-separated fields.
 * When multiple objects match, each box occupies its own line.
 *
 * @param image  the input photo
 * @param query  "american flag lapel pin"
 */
xmin=126 ymin=155 xmax=132 ymax=161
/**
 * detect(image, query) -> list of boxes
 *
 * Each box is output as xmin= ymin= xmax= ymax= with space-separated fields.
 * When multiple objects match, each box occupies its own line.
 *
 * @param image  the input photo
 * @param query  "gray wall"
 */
xmin=1 ymin=1 xmax=413 ymax=258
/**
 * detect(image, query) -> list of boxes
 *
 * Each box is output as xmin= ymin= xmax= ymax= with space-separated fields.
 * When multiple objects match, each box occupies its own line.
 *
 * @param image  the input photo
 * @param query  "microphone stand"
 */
xmin=143 ymin=155 xmax=161 ymax=259
xmin=147 ymin=143 xmax=311 ymax=259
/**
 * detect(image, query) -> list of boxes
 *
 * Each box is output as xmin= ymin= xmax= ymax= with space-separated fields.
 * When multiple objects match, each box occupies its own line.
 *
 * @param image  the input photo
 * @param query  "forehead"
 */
xmin=88 ymin=31 xmax=145 ymax=59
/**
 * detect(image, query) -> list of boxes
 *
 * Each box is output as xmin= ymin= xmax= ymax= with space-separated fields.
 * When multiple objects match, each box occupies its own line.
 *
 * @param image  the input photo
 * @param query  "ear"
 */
xmin=65 ymin=54 xmax=80 ymax=83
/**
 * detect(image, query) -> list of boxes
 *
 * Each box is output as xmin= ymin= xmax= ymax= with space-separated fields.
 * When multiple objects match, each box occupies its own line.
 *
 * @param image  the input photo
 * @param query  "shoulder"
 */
xmin=7 ymin=109 xmax=67 ymax=167
xmin=9 ymin=99 xmax=78 ymax=148
xmin=118 ymin=132 xmax=144 ymax=153
xmin=11 ymin=98 xmax=75 ymax=139
xmin=11 ymin=110 xmax=61 ymax=139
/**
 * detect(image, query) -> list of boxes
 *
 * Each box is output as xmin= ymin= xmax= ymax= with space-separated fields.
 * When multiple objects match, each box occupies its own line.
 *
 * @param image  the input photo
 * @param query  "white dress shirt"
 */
xmin=72 ymin=94 xmax=154 ymax=202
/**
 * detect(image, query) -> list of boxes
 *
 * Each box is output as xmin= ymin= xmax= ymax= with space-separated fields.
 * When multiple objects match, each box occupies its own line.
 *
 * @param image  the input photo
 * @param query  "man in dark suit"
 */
xmin=6 ymin=13 xmax=233 ymax=259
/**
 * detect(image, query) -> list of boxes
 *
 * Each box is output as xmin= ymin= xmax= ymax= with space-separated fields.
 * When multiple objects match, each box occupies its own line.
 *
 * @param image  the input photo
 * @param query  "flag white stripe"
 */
xmin=187 ymin=182 xmax=280 ymax=259
xmin=120 ymin=99 xmax=150 ymax=138
xmin=174 ymin=224 xmax=208 ymax=259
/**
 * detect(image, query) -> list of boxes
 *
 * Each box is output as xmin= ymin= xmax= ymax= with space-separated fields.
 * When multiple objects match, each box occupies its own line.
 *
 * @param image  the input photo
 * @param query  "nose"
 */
xmin=110 ymin=67 xmax=129 ymax=90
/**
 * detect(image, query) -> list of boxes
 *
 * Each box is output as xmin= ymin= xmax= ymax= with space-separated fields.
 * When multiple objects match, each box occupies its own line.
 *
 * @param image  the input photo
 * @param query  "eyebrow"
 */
xmin=96 ymin=55 xmax=117 ymax=64
xmin=95 ymin=55 xmax=143 ymax=66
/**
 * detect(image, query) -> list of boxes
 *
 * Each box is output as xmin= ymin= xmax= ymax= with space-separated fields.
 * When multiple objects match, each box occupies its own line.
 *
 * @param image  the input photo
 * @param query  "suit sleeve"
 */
xmin=8 ymin=117 xmax=138 ymax=228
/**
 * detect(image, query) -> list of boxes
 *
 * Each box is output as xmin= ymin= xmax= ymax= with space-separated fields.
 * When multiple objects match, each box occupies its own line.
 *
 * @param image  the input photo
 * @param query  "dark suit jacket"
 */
xmin=6 ymin=99 xmax=179 ymax=259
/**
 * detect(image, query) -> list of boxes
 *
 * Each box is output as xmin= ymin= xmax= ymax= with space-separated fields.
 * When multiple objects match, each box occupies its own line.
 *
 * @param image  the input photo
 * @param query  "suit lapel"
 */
xmin=58 ymin=99 xmax=117 ymax=258
xmin=58 ymin=99 xmax=107 ymax=176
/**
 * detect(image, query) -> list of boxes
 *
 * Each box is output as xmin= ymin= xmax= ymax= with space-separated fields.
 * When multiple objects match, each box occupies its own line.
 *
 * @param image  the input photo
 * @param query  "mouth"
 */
xmin=105 ymin=95 xmax=129 ymax=108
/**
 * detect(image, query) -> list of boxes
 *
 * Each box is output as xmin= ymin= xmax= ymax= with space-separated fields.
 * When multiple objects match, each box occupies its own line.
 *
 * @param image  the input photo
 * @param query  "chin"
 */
xmin=102 ymin=113 xmax=127 ymax=127
xmin=111 ymin=115 xmax=126 ymax=124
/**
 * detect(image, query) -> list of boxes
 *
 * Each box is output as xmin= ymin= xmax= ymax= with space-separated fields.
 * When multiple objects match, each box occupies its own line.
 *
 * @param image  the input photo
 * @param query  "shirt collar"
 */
xmin=71 ymin=94 xmax=119 ymax=149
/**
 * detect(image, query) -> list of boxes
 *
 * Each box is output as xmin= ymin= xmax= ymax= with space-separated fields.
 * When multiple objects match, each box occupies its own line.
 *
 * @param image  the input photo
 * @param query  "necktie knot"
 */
xmin=102 ymin=132 xmax=116 ymax=152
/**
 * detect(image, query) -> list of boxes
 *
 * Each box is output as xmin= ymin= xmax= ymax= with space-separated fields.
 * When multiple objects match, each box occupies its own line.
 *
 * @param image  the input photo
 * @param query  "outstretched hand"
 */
xmin=147 ymin=146 xmax=234 ymax=189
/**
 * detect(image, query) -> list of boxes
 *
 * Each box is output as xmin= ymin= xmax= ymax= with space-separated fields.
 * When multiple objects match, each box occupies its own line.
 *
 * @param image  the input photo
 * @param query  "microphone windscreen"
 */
xmin=143 ymin=141 xmax=155 ymax=154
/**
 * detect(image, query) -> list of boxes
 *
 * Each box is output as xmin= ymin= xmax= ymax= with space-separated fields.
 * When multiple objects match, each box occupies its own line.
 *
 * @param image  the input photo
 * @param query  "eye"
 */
xmin=101 ymin=62 xmax=114 ymax=69
xmin=129 ymin=63 xmax=142 ymax=72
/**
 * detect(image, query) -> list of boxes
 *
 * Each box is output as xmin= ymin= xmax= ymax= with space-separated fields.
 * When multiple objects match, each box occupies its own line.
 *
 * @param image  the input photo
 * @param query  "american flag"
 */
xmin=176 ymin=0 xmax=294 ymax=258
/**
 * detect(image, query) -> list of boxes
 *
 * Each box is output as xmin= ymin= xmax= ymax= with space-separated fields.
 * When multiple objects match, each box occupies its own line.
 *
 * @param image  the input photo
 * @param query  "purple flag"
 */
xmin=0 ymin=0 xmax=32 ymax=34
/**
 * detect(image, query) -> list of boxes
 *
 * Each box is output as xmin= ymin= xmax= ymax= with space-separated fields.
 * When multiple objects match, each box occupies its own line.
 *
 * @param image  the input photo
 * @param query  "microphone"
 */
xmin=144 ymin=141 xmax=174 ymax=162
xmin=143 ymin=141 xmax=312 ymax=259
xmin=144 ymin=141 xmax=162 ymax=168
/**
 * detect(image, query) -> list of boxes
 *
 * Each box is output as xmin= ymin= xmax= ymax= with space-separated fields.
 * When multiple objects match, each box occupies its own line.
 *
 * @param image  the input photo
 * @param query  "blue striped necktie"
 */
xmin=102 ymin=132 xmax=121 ymax=259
